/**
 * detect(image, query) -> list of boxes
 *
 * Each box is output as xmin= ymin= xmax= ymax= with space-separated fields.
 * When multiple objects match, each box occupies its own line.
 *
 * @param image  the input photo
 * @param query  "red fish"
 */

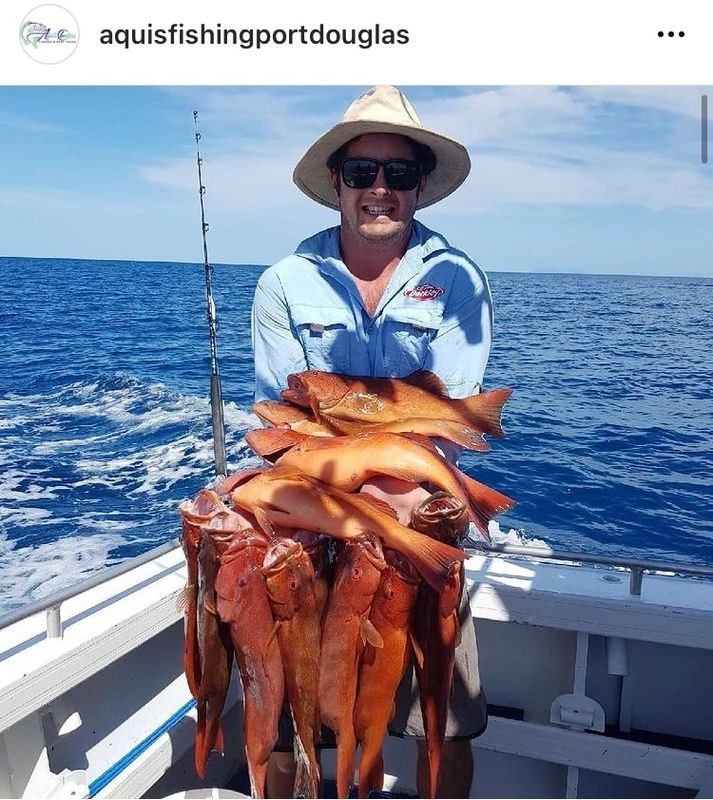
xmin=283 ymin=370 xmax=511 ymax=440
xmin=215 ymin=532 xmax=283 ymax=799
xmin=354 ymin=550 xmax=421 ymax=798
xmin=246 ymin=428 xmax=514 ymax=542
xmin=409 ymin=502 xmax=465 ymax=799
xmin=177 ymin=490 xmax=229 ymax=700
xmin=229 ymin=466 xmax=464 ymax=592
xmin=193 ymin=529 xmax=234 ymax=778
xmin=319 ymin=534 xmax=386 ymax=798
xmin=262 ymin=538 xmax=322 ymax=798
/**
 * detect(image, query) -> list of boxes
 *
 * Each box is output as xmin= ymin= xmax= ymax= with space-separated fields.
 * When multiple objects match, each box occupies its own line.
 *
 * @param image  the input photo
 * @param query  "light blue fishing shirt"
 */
xmin=251 ymin=219 xmax=493 ymax=406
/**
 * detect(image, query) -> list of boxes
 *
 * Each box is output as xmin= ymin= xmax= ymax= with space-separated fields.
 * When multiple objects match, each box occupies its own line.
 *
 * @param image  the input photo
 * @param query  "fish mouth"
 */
xmin=262 ymin=538 xmax=303 ymax=576
xmin=410 ymin=492 xmax=470 ymax=544
xmin=219 ymin=530 xmax=269 ymax=565
xmin=354 ymin=532 xmax=386 ymax=571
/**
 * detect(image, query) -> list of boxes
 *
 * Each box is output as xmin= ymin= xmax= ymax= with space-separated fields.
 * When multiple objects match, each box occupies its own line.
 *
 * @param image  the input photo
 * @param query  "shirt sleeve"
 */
xmin=251 ymin=268 xmax=308 ymax=403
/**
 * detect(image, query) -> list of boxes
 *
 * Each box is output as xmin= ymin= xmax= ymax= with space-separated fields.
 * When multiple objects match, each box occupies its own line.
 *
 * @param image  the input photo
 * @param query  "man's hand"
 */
xmin=359 ymin=475 xmax=430 ymax=526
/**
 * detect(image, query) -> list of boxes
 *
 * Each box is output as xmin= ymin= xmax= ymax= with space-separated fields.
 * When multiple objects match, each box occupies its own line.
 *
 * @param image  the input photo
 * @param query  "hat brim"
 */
xmin=293 ymin=120 xmax=471 ymax=211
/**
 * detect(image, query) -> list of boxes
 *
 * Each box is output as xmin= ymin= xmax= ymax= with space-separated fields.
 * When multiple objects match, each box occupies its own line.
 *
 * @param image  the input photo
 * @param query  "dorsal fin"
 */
xmin=403 ymin=370 xmax=450 ymax=397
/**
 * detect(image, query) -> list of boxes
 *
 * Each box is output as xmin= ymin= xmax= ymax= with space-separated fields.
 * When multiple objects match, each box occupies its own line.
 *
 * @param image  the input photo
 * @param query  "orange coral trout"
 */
xmin=229 ymin=466 xmax=465 ymax=592
xmin=354 ymin=550 xmax=421 ymax=798
xmin=409 ymin=504 xmax=465 ymax=799
xmin=177 ymin=490 xmax=230 ymax=700
xmin=262 ymin=538 xmax=322 ymax=798
xmin=282 ymin=370 xmax=511 ymax=440
xmin=193 ymin=529 xmax=234 ymax=778
xmin=292 ymin=529 xmax=333 ymax=620
xmin=251 ymin=402 xmax=490 ymax=453
xmin=215 ymin=532 xmax=283 ymax=799
xmin=319 ymin=534 xmax=386 ymax=799
xmin=245 ymin=429 xmax=514 ymax=542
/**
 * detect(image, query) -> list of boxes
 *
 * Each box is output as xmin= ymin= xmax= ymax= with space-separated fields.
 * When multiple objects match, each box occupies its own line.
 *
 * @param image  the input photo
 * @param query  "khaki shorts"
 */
xmin=388 ymin=582 xmax=488 ymax=740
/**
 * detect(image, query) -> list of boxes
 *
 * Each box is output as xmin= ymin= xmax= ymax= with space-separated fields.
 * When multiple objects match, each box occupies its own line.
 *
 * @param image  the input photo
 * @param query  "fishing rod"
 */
xmin=193 ymin=110 xmax=228 ymax=478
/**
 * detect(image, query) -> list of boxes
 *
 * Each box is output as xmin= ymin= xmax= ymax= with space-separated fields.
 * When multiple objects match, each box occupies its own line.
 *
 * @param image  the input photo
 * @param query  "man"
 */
xmin=251 ymin=85 xmax=492 ymax=798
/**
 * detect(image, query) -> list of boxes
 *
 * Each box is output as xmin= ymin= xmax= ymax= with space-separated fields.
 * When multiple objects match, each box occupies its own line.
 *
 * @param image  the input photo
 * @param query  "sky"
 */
xmin=0 ymin=85 xmax=711 ymax=276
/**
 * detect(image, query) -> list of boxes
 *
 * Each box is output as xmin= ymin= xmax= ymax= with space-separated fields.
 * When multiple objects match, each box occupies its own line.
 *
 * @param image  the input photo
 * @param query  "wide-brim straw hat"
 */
xmin=293 ymin=85 xmax=471 ymax=211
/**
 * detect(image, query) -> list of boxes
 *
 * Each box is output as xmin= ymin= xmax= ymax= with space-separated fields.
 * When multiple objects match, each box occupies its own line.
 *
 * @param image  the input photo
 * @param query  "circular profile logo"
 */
xmin=20 ymin=5 xmax=79 ymax=64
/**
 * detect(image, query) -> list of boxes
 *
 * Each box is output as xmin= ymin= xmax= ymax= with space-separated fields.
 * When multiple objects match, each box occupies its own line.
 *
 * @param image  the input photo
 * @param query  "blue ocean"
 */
xmin=1 ymin=257 xmax=711 ymax=616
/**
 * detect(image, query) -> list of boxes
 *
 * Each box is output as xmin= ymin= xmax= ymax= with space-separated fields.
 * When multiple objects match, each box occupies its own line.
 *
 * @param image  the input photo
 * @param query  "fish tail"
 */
xmin=401 ymin=530 xmax=464 ymax=593
xmin=357 ymin=737 xmax=385 ymax=798
xmin=455 ymin=469 xmax=516 ymax=542
xmin=336 ymin=730 xmax=358 ymax=799
xmin=430 ymin=420 xmax=491 ymax=452
xmin=292 ymin=720 xmax=320 ymax=799
xmin=194 ymin=702 xmax=208 ymax=778
xmin=461 ymin=388 xmax=512 ymax=438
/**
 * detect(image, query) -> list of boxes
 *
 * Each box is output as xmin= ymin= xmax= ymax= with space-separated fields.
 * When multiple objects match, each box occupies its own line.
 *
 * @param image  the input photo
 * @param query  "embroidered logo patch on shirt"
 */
xmin=404 ymin=283 xmax=444 ymax=301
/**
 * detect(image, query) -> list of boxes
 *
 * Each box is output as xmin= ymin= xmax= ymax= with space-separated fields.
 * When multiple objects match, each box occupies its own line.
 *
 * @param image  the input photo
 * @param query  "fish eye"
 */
xmin=352 ymin=567 xmax=362 ymax=580
xmin=289 ymin=578 xmax=299 ymax=591
xmin=238 ymin=576 xmax=248 ymax=588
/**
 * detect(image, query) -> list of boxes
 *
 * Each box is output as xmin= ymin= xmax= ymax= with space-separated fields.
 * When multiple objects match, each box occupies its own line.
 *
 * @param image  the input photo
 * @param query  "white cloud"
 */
xmin=140 ymin=86 xmax=713 ymax=215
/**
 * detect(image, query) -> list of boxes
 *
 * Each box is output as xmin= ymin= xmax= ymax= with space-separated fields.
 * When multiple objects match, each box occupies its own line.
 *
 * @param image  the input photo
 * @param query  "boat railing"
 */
xmin=471 ymin=540 xmax=713 ymax=595
xmin=0 ymin=538 xmax=180 ymax=637
xmin=1 ymin=537 xmax=712 ymax=639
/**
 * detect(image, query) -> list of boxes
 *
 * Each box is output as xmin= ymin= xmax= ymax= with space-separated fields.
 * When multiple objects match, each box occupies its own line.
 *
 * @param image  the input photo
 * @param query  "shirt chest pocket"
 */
xmin=290 ymin=305 xmax=351 ymax=373
xmin=382 ymin=307 xmax=442 ymax=377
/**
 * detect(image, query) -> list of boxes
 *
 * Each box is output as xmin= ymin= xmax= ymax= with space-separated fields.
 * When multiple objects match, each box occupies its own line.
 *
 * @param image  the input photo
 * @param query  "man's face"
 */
xmin=332 ymin=133 xmax=424 ymax=249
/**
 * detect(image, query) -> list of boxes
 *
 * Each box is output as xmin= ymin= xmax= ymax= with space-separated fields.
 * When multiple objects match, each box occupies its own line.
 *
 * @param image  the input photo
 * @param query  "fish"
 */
xmin=409 ymin=507 xmax=465 ymax=799
xmin=194 ymin=528 xmax=234 ymax=778
xmin=282 ymin=370 xmax=511 ymax=440
xmin=177 ymin=490 xmax=230 ymax=700
xmin=228 ymin=466 xmax=465 ymax=592
xmin=250 ymin=429 xmax=514 ymax=542
xmin=292 ymin=529 xmax=333 ymax=620
xmin=353 ymin=550 xmax=421 ymax=799
xmin=410 ymin=491 xmax=472 ymax=546
xmin=215 ymin=531 xmax=283 ymax=799
xmin=251 ymin=403 xmax=490 ymax=452
xmin=319 ymin=534 xmax=386 ymax=799
xmin=262 ymin=538 xmax=322 ymax=798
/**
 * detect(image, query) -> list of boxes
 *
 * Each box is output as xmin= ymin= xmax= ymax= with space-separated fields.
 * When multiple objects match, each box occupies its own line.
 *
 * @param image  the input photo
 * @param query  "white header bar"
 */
xmin=1 ymin=0 xmax=711 ymax=85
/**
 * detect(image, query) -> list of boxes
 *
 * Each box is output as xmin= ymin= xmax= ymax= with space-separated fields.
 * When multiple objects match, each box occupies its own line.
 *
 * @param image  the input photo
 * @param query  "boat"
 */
xmin=2 ymin=537 xmax=712 ymax=799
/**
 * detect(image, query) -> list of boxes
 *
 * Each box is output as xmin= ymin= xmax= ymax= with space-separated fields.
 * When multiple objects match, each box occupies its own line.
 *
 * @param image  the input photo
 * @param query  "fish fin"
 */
xmin=246 ymin=427 xmax=304 ymax=460
xmin=403 ymin=369 xmax=451 ymax=397
xmin=353 ymin=493 xmax=400 ymax=519
xmin=265 ymin=621 xmax=281 ymax=655
xmin=403 ymin=531 xmax=465 ymax=593
xmin=175 ymin=583 xmax=196 ymax=613
xmin=214 ymin=721 xmax=225 ymax=754
xmin=253 ymin=506 xmax=278 ymax=537
xmin=460 ymin=388 xmax=513 ymax=439
xmin=427 ymin=420 xmax=491 ymax=452
xmin=410 ymin=630 xmax=425 ymax=671
xmin=203 ymin=593 xmax=218 ymax=617
xmin=455 ymin=468 xmax=516 ymax=542
xmin=194 ymin=702 xmax=208 ymax=778
xmin=361 ymin=618 xmax=384 ymax=648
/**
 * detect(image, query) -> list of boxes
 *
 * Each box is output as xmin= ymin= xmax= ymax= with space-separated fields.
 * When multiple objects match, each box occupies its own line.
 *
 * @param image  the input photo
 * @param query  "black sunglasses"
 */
xmin=339 ymin=158 xmax=422 ymax=191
